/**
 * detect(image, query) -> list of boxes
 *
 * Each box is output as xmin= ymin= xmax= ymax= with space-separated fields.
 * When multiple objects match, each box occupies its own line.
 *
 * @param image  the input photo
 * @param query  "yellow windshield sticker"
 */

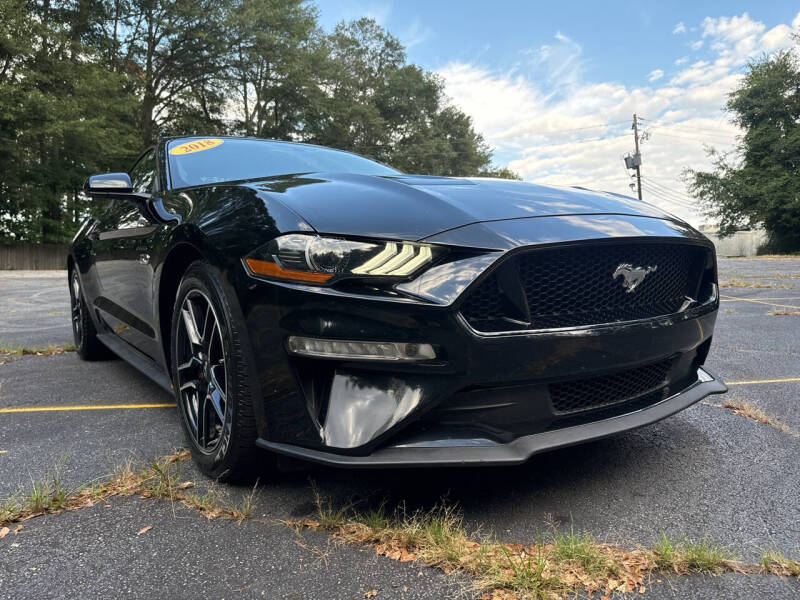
xmin=169 ymin=138 xmax=223 ymax=155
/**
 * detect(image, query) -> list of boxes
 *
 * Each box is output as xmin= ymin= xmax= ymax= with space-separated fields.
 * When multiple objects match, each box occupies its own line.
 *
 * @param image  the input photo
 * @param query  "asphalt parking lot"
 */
xmin=1 ymin=260 xmax=798 ymax=599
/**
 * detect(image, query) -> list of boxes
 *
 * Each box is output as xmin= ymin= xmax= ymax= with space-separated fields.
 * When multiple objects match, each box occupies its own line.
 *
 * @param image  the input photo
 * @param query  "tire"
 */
xmin=170 ymin=261 xmax=265 ymax=482
xmin=69 ymin=268 xmax=108 ymax=361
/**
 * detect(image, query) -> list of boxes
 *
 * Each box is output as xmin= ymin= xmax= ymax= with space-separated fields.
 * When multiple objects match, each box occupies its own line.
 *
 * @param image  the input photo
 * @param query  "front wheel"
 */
xmin=170 ymin=261 xmax=265 ymax=481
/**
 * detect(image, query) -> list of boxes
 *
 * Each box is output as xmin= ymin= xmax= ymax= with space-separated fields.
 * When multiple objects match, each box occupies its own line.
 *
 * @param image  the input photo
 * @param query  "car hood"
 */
xmin=249 ymin=173 xmax=680 ymax=241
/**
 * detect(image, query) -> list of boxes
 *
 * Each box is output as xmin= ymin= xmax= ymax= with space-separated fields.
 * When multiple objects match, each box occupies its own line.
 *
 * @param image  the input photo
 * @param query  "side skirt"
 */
xmin=97 ymin=333 xmax=173 ymax=394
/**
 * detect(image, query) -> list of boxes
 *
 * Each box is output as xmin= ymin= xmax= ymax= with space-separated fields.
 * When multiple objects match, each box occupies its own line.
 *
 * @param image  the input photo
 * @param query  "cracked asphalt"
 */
xmin=1 ymin=259 xmax=798 ymax=599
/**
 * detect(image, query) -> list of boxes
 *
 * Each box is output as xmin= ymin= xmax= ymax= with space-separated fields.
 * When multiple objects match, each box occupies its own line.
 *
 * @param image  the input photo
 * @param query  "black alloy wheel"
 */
xmin=171 ymin=262 xmax=264 ymax=481
xmin=175 ymin=289 xmax=229 ymax=454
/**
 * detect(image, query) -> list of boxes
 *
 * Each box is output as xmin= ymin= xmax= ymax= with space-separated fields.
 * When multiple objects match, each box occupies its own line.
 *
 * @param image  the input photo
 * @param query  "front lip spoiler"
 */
xmin=256 ymin=367 xmax=727 ymax=468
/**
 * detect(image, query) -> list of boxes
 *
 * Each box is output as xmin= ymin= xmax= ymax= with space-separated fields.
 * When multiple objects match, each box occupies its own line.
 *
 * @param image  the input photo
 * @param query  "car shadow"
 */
xmin=244 ymin=410 xmax=715 ymax=537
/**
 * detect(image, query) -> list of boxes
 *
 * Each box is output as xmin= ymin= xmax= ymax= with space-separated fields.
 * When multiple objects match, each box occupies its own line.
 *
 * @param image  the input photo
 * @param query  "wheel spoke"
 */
xmin=200 ymin=304 xmax=214 ymax=347
xmin=181 ymin=300 xmax=202 ymax=346
xmin=176 ymin=289 xmax=228 ymax=453
xmin=177 ymin=357 xmax=201 ymax=374
xmin=197 ymin=393 xmax=207 ymax=447
xmin=207 ymin=385 xmax=225 ymax=424
xmin=180 ymin=379 xmax=200 ymax=392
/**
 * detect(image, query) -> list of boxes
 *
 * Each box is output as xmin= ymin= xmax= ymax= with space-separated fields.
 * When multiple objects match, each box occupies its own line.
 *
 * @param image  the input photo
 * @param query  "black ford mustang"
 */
xmin=69 ymin=136 xmax=727 ymax=480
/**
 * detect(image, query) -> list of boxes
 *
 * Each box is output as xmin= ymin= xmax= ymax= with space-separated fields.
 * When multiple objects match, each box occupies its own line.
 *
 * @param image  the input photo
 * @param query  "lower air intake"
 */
xmin=548 ymin=359 xmax=674 ymax=415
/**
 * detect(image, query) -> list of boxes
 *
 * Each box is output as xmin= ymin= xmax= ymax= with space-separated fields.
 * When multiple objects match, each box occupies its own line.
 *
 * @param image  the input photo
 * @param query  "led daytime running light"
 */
xmin=287 ymin=336 xmax=436 ymax=361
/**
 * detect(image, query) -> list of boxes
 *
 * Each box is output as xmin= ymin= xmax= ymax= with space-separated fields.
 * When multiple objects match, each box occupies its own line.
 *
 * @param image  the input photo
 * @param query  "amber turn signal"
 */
xmin=244 ymin=258 xmax=333 ymax=283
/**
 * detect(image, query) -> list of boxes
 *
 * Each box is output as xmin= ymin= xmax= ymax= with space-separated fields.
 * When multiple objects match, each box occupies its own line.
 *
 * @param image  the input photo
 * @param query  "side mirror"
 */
xmin=84 ymin=172 xmax=133 ymax=195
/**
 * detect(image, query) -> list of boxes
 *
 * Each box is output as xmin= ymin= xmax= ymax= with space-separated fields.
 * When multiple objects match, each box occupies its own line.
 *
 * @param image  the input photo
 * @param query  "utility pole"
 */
xmin=632 ymin=113 xmax=642 ymax=200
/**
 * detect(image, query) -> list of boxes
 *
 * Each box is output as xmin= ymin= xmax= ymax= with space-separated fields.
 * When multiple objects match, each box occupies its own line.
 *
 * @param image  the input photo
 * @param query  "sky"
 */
xmin=313 ymin=1 xmax=800 ymax=225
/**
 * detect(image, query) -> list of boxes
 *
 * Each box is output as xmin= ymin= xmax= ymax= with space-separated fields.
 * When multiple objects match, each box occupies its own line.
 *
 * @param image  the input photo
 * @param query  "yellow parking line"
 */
xmin=719 ymin=295 xmax=800 ymax=310
xmin=727 ymin=377 xmax=800 ymax=386
xmin=0 ymin=403 xmax=175 ymax=414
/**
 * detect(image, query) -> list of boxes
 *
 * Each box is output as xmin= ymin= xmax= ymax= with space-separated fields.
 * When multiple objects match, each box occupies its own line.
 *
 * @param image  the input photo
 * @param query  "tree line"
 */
xmin=0 ymin=0 xmax=518 ymax=244
xmin=687 ymin=47 xmax=800 ymax=252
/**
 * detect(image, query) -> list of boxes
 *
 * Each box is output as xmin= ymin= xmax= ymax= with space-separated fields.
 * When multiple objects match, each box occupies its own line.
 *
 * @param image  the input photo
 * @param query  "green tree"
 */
xmin=0 ymin=5 xmax=516 ymax=244
xmin=226 ymin=0 xmax=323 ymax=139
xmin=102 ymin=0 xmax=231 ymax=144
xmin=311 ymin=18 xmax=495 ymax=176
xmin=479 ymin=166 xmax=522 ymax=180
xmin=687 ymin=49 xmax=800 ymax=251
xmin=0 ymin=0 xmax=139 ymax=243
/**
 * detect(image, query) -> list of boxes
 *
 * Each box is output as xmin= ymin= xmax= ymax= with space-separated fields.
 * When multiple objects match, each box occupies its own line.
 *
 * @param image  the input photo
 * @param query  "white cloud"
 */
xmin=761 ymin=24 xmax=794 ymax=50
xmin=437 ymin=12 xmax=799 ymax=226
xmin=675 ymin=56 xmax=689 ymax=66
xmin=673 ymin=22 xmax=687 ymax=35
xmin=690 ymin=40 xmax=704 ymax=50
xmin=400 ymin=18 xmax=434 ymax=49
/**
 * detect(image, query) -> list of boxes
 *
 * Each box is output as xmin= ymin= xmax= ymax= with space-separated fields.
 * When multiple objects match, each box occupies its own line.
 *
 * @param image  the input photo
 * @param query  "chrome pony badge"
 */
xmin=612 ymin=263 xmax=657 ymax=293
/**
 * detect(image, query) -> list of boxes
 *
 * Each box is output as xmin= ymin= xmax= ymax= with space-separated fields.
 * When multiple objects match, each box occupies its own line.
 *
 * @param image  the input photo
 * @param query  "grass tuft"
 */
xmin=760 ymin=550 xmax=800 ymax=577
xmin=652 ymin=535 xmax=734 ymax=574
xmin=25 ymin=455 xmax=69 ymax=513
xmin=681 ymin=540 xmax=735 ymax=573
xmin=550 ymin=528 xmax=610 ymax=575
xmin=0 ymin=343 xmax=76 ymax=357
xmin=721 ymin=400 xmax=798 ymax=437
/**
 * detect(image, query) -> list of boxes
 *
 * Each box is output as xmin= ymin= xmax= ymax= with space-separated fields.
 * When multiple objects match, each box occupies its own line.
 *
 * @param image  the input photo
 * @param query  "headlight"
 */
xmin=244 ymin=234 xmax=441 ymax=284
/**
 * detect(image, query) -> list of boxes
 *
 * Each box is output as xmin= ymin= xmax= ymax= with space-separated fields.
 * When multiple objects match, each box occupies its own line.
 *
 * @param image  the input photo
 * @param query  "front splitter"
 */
xmin=256 ymin=367 xmax=727 ymax=468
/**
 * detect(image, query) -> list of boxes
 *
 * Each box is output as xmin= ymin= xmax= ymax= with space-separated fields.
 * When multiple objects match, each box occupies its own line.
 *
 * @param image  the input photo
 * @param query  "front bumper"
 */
xmin=235 ymin=219 xmax=723 ymax=467
xmin=256 ymin=367 xmax=726 ymax=467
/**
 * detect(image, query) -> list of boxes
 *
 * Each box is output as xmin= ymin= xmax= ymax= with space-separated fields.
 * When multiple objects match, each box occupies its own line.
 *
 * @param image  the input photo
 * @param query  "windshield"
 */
xmin=167 ymin=138 xmax=399 ymax=188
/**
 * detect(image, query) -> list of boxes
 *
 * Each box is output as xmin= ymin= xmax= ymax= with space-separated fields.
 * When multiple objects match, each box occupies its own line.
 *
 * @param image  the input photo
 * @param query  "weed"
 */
xmin=495 ymin=544 xmax=553 ymax=596
xmin=760 ymin=550 xmax=800 ymax=577
xmin=652 ymin=534 xmax=677 ymax=570
xmin=550 ymin=528 xmax=609 ymax=574
xmin=681 ymin=540 xmax=734 ymax=573
xmin=0 ymin=343 xmax=76 ymax=357
xmin=234 ymin=479 xmax=260 ymax=523
xmin=721 ymin=400 xmax=798 ymax=437
xmin=652 ymin=535 xmax=734 ymax=574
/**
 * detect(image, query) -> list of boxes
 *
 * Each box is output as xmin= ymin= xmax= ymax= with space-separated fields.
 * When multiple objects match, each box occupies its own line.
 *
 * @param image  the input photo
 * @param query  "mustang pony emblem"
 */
xmin=612 ymin=263 xmax=657 ymax=293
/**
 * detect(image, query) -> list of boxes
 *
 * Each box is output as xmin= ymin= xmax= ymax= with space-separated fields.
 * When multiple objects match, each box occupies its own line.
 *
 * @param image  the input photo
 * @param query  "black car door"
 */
xmin=91 ymin=149 xmax=162 ymax=359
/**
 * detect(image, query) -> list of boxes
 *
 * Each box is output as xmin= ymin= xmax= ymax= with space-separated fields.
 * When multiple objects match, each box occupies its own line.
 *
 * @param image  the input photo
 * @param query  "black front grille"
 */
xmin=461 ymin=242 xmax=711 ymax=332
xmin=549 ymin=358 xmax=673 ymax=415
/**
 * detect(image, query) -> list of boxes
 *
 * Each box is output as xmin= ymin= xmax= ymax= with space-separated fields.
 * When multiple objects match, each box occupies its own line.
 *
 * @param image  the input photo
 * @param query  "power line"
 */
xmin=641 ymin=180 xmax=696 ymax=205
xmin=641 ymin=185 xmax=696 ymax=211
xmin=641 ymin=176 xmax=695 ymax=200
xmin=639 ymin=117 xmax=738 ymax=136
xmin=640 ymin=178 xmax=696 ymax=202
xmin=645 ymin=130 xmax=737 ymax=144
xmin=651 ymin=125 xmax=737 ymax=140
xmin=517 ymin=121 xmax=631 ymax=136
xmin=641 ymin=181 xmax=696 ymax=209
